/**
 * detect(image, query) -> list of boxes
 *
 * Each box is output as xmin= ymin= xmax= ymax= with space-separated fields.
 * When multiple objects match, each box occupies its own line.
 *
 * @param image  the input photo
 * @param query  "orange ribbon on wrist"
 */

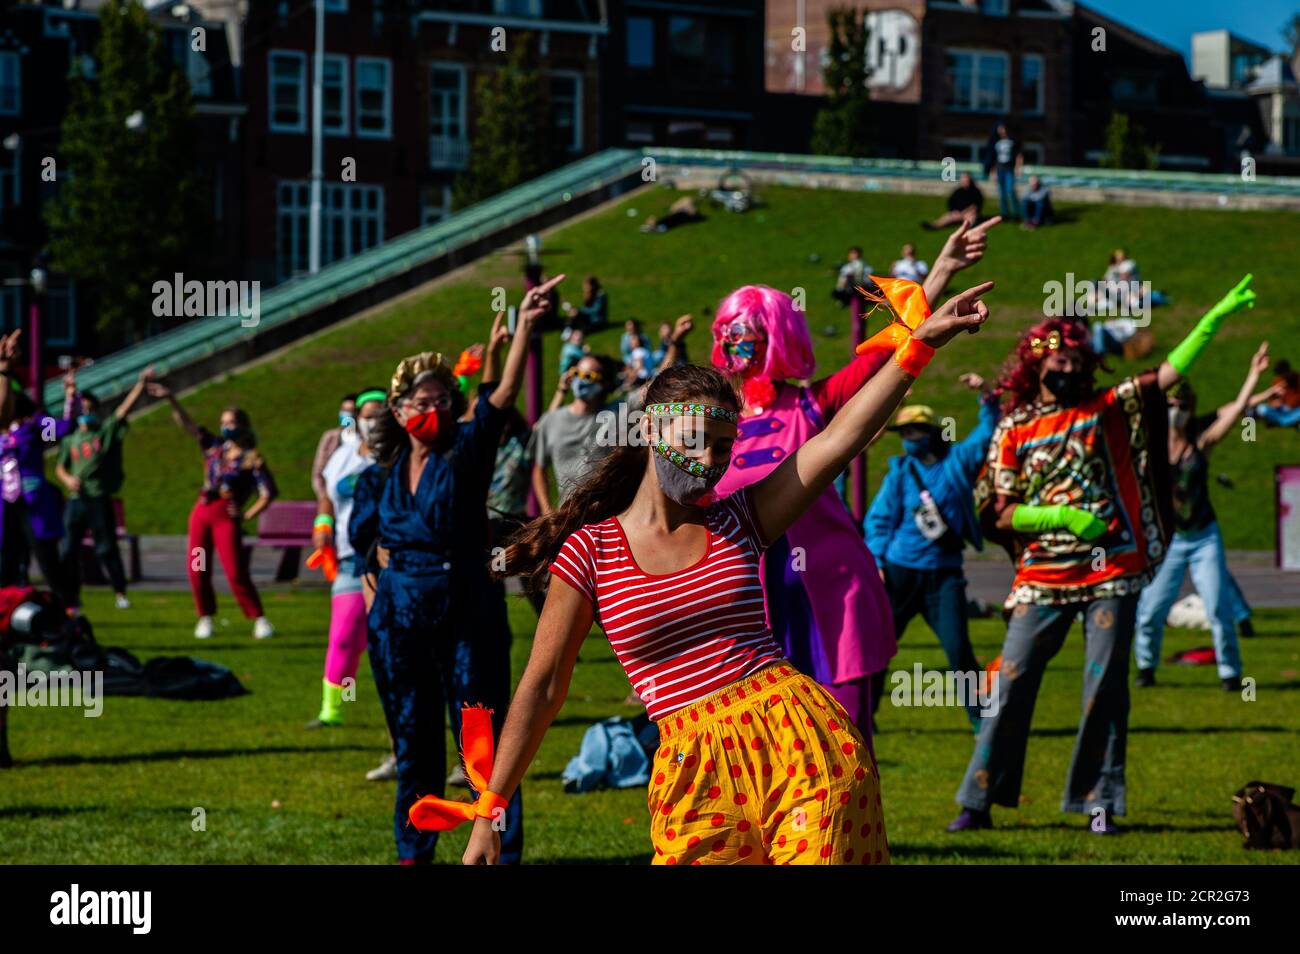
xmin=853 ymin=276 xmax=932 ymax=359
xmin=409 ymin=705 xmax=508 ymax=832
xmin=893 ymin=336 xmax=935 ymax=377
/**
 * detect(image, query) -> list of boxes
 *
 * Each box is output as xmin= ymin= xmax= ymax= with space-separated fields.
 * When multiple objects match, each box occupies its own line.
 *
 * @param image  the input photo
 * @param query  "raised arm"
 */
xmin=147 ymin=381 xmax=203 ymax=440
xmin=463 ymin=577 xmax=593 ymax=863
xmin=1198 ymin=342 xmax=1270 ymax=450
xmin=752 ymin=282 xmax=994 ymax=543
xmin=115 ymin=366 xmax=154 ymax=420
xmin=654 ymin=314 xmax=693 ymax=374
xmin=1157 ymin=274 xmax=1256 ymax=392
xmin=491 ymin=275 xmax=564 ymax=410
xmin=481 ymin=312 xmax=508 ymax=384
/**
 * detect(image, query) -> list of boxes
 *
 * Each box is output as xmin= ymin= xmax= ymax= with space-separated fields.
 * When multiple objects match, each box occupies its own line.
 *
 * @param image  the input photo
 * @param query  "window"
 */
xmin=1284 ymin=116 xmax=1300 ymax=155
xmin=627 ymin=16 xmax=655 ymax=69
xmin=277 ymin=181 xmax=384 ymax=280
xmin=269 ymin=51 xmax=307 ymax=132
xmin=0 ymin=143 xmax=18 ymax=212
xmin=324 ymin=0 xmax=347 ymax=11
xmin=429 ymin=64 xmax=467 ymax=169
xmin=1111 ymin=74 xmax=1157 ymax=105
xmin=980 ymin=0 xmax=1009 ymax=15
xmin=320 ymin=54 xmax=348 ymax=134
xmin=354 ymin=57 xmax=391 ymax=138
xmin=941 ymin=139 xmax=984 ymax=162
xmin=625 ymin=120 xmax=655 ymax=145
xmin=945 ymin=49 xmax=1009 ymax=112
xmin=0 ymin=284 xmax=19 ymax=332
xmin=0 ymin=51 xmax=20 ymax=116
xmin=45 ymin=284 xmax=75 ymax=347
xmin=421 ymin=185 xmax=453 ymax=226
xmin=550 ymin=73 xmax=582 ymax=153
xmin=1022 ymin=54 xmax=1043 ymax=116
xmin=668 ymin=16 xmax=738 ymax=90
xmin=1021 ymin=142 xmax=1044 ymax=164
xmin=493 ymin=0 xmax=541 ymax=14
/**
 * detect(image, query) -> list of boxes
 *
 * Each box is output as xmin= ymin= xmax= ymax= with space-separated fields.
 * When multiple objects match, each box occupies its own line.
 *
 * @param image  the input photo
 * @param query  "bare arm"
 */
xmin=147 ymin=382 xmax=202 ymax=440
xmin=491 ymin=276 xmax=565 ymax=410
xmin=463 ymin=579 xmax=593 ymax=863
xmin=482 ymin=313 xmax=507 ymax=384
xmin=1197 ymin=342 xmax=1270 ymax=450
xmin=115 ymin=366 xmax=153 ymax=420
xmin=531 ymin=463 xmax=553 ymax=515
xmin=655 ymin=315 xmax=693 ymax=374
xmin=751 ymin=282 xmax=994 ymax=542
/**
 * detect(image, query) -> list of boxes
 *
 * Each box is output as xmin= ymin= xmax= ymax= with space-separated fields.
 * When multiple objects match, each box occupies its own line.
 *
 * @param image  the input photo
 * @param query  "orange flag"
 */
xmin=853 ymin=276 xmax=932 ymax=357
xmin=409 ymin=705 xmax=499 ymax=832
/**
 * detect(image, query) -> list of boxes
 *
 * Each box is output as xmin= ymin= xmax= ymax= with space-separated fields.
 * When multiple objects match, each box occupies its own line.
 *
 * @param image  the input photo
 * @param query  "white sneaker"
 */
xmin=194 ymin=616 xmax=214 ymax=639
xmin=366 ymin=754 xmax=397 ymax=782
xmin=115 ymin=594 xmax=131 ymax=609
xmin=253 ymin=617 xmax=275 ymax=640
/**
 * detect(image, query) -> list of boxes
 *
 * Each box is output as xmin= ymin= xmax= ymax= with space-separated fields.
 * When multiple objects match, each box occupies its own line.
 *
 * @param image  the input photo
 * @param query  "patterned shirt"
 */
xmin=973 ymin=372 xmax=1173 ymax=607
xmin=197 ymin=427 xmax=276 ymax=507
xmin=549 ymin=487 xmax=785 ymax=720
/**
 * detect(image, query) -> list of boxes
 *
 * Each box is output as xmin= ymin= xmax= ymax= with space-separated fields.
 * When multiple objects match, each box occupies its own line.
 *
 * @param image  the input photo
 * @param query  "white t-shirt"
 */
xmin=321 ymin=438 xmax=373 ymax=560
xmin=890 ymin=258 xmax=929 ymax=283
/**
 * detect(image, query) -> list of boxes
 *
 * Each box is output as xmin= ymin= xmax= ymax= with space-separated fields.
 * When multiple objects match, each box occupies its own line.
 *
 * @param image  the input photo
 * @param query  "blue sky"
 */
xmin=1082 ymin=0 xmax=1298 ymax=64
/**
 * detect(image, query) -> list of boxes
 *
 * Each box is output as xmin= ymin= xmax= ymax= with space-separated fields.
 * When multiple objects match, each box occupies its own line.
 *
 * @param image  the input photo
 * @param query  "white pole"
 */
xmin=309 ymin=0 xmax=324 ymax=274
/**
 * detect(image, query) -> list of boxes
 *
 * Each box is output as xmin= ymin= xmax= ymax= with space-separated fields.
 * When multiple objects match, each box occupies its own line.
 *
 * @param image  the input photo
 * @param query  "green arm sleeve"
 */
xmin=1010 ymin=504 xmax=1107 ymax=540
xmin=1167 ymin=274 xmax=1256 ymax=375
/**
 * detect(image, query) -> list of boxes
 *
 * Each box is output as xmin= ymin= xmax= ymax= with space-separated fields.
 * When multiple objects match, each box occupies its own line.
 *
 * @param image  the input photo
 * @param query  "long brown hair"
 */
xmin=504 ymin=363 xmax=739 ymax=592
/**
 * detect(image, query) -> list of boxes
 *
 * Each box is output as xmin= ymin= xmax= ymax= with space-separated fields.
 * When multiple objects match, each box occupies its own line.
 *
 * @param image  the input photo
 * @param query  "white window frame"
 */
xmin=421 ymin=184 xmax=453 ymax=226
xmin=0 ymin=139 xmax=19 ymax=211
xmin=549 ymin=70 xmax=583 ymax=153
xmin=0 ymin=51 xmax=21 ymax=116
xmin=268 ymin=50 xmax=307 ymax=133
xmin=941 ymin=138 xmax=985 ymax=162
xmin=945 ymin=47 xmax=1010 ymax=114
xmin=45 ymin=283 xmax=76 ymax=348
xmin=318 ymin=53 xmax=349 ymax=136
xmin=354 ymin=56 xmax=392 ymax=140
xmin=1022 ymin=53 xmax=1044 ymax=117
xmin=277 ymin=180 xmax=384 ymax=281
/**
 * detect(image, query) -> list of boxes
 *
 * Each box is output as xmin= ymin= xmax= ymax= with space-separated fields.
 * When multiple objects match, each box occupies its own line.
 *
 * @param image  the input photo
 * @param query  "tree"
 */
xmin=809 ymin=7 xmax=873 ymax=158
xmin=45 ymin=0 xmax=204 ymax=344
xmin=453 ymin=37 xmax=545 ymax=209
xmin=1098 ymin=111 xmax=1160 ymax=170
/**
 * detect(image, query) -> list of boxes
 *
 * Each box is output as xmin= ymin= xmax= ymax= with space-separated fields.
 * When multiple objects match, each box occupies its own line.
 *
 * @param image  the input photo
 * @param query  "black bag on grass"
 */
xmin=1232 ymin=781 xmax=1300 ymax=850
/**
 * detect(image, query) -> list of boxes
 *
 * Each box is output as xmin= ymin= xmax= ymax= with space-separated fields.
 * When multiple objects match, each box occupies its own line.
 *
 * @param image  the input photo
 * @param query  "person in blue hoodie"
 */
xmin=865 ymin=374 xmax=1000 ymax=728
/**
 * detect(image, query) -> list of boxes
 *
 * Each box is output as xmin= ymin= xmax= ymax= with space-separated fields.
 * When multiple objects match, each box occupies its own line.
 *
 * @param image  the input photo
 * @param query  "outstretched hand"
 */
xmin=519 ymin=274 xmax=566 ymax=328
xmin=1249 ymin=341 xmax=1270 ymax=377
xmin=937 ymin=216 xmax=1001 ymax=273
xmin=915 ymin=281 xmax=993 ymax=349
xmin=1211 ymin=273 xmax=1256 ymax=318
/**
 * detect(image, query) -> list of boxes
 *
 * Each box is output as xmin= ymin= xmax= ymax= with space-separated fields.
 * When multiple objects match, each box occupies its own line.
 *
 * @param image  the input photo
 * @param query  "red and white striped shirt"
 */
xmin=549 ymin=487 xmax=786 ymax=720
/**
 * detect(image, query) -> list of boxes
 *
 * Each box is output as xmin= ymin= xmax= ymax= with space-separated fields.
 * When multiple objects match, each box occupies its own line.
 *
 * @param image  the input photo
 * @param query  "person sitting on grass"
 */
xmin=1021 ymin=176 xmax=1053 ymax=230
xmin=562 ymin=275 xmax=608 ymax=333
xmin=55 ymin=366 xmax=153 ymax=612
xmin=559 ymin=327 xmax=588 ymax=375
xmin=1247 ymin=358 xmax=1300 ymax=428
xmin=889 ymin=243 xmax=929 ymax=283
xmin=923 ymin=172 xmax=983 ymax=231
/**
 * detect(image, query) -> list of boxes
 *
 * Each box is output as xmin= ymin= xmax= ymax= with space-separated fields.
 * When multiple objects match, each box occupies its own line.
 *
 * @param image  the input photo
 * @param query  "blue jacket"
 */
xmin=865 ymin=395 xmax=999 ymax=571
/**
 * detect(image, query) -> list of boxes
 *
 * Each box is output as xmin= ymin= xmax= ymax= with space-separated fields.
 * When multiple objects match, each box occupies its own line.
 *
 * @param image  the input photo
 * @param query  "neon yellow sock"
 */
xmin=319 ymin=680 xmax=344 ymax=724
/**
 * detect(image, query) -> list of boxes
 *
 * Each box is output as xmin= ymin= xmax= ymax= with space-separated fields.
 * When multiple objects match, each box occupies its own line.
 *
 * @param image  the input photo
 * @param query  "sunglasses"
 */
xmin=574 ymin=369 xmax=603 ymax=383
xmin=404 ymin=394 xmax=453 ymax=413
xmin=721 ymin=319 xmax=762 ymax=344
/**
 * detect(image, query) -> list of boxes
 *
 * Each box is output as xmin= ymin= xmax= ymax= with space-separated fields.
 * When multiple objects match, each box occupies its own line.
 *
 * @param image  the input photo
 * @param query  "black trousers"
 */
xmin=61 ymin=494 xmax=129 ymax=602
xmin=0 ymin=500 xmax=71 ymax=605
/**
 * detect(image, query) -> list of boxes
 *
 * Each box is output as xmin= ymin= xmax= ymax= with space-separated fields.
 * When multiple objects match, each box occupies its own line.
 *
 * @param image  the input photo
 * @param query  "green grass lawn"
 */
xmin=112 ymin=185 xmax=1300 ymax=547
xmin=2 ymin=587 xmax=1297 ymax=864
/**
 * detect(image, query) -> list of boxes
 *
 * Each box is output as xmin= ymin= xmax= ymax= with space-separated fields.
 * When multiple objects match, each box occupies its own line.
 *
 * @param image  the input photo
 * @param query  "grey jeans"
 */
xmin=956 ymin=594 xmax=1136 ymax=816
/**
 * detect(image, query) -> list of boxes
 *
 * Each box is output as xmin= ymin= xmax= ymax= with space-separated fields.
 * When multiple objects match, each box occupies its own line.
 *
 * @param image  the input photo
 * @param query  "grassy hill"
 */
xmin=114 ymin=184 xmax=1300 ymax=547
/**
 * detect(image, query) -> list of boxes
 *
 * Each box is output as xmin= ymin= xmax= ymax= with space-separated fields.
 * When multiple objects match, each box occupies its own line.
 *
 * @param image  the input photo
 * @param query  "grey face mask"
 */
xmin=651 ymin=439 xmax=727 ymax=507
xmin=357 ymin=418 xmax=379 ymax=445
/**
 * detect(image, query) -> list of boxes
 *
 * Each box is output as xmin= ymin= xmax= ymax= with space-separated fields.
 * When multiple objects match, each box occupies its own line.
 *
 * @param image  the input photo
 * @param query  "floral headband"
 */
xmin=1028 ymin=330 xmax=1064 ymax=357
xmin=652 ymin=439 xmax=725 ymax=481
xmin=644 ymin=402 xmax=739 ymax=424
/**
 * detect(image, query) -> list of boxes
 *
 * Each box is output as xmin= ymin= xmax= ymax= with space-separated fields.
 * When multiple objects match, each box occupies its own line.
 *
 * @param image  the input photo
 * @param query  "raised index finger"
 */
xmin=968 ymin=215 xmax=1003 ymax=238
xmin=536 ymin=273 xmax=567 ymax=295
xmin=954 ymin=280 xmax=995 ymax=302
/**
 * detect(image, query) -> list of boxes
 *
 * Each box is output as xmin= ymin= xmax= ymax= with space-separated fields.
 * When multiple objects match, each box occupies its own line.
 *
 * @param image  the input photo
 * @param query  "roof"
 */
xmin=1246 ymin=55 xmax=1299 ymax=92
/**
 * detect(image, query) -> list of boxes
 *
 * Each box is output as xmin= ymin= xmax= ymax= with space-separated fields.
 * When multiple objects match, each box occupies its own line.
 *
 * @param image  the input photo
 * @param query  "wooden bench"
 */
xmin=78 ymin=497 xmax=143 ymax=585
xmin=244 ymin=501 xmax=317 ymax=582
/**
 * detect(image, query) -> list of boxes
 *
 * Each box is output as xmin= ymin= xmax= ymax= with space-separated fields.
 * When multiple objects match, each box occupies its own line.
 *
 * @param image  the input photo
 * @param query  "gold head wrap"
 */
xmin=389 ymin=351 xmax=456 ymax=401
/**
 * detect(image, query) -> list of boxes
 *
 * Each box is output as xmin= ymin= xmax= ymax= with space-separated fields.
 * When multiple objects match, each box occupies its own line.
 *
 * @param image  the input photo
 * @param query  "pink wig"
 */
xmin=710 ymin=285 xmax=816 ymax=382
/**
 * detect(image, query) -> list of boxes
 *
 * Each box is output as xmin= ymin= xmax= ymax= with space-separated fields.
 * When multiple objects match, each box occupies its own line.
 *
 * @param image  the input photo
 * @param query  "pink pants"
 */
xmin=324 ymin=589 xmax=368 ymax=685
xmin=827 ymin=675 xmax=875 ymax=759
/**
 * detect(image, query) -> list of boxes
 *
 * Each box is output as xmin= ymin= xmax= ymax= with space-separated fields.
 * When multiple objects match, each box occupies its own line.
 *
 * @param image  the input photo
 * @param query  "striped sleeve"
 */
xmin=721 ymin=485 xmax=771 ymax=552
xmin=549 ymin=529 xmax=597 ymax=604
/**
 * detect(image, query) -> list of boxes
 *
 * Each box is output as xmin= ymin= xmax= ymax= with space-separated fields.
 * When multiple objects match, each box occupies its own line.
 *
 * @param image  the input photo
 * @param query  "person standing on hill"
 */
xmin=56 ymin=366 xmax=153 ymax=612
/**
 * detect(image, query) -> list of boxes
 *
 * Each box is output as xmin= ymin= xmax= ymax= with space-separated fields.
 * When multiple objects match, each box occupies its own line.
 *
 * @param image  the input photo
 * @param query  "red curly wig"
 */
xmin=994 ymin=317 xmax=1109 ymax=411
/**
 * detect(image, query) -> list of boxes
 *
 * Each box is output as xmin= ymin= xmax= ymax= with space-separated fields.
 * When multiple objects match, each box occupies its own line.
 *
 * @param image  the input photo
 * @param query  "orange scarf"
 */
xmin=409 ymin=706 xmax=508 ymax=831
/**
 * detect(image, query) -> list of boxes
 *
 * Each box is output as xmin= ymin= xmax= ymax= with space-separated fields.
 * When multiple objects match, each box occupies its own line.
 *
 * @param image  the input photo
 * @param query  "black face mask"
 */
xmin=1042 ymin=369 xmax=1086 ymax=406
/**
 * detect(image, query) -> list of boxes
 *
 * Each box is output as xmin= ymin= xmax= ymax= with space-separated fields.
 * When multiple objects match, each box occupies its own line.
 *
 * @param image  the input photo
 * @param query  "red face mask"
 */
xmin=402 ymin=409 xmax=446 ymax=443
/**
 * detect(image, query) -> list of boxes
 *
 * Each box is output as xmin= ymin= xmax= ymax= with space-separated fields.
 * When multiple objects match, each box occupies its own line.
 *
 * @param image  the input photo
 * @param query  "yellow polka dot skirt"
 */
xmin=648 ymin=662 xmax=889 ymax=865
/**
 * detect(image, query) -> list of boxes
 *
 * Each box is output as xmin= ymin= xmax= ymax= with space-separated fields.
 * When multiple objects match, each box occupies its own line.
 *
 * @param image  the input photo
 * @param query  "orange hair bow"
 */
xmin=853 ymin=276 xmax=933 ymax=357
xmin=409 ymin=705 xmax=509 ymax=831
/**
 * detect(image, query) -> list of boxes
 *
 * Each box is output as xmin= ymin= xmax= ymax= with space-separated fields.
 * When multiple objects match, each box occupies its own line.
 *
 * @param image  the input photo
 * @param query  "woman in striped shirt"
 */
xmin=462 ymin=281 xmax=994 ymax=865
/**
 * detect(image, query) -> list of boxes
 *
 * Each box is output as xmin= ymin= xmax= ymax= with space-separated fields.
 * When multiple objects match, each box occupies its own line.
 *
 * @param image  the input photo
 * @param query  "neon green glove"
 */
xmin=1167 ymin=274 xmax=1256 ymax=375
xmin=1010 ymin=504 xmax=1107 ymax=541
